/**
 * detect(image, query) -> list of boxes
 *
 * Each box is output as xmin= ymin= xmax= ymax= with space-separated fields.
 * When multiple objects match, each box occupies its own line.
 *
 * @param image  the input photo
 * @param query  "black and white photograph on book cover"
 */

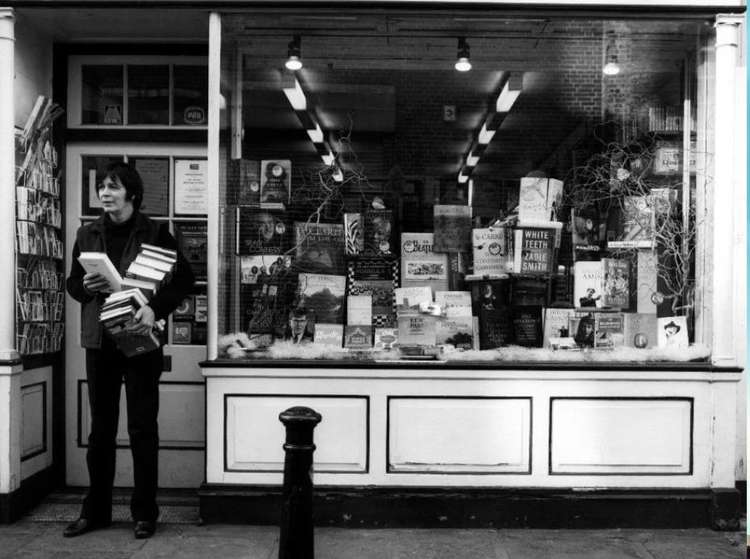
xmin=0 ymin=6 xmax=745 ymax=558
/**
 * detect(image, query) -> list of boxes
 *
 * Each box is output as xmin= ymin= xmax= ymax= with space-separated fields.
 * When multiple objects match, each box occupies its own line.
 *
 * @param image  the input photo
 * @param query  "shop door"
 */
xmin=64 ymin=143 xmax=207 ymax=488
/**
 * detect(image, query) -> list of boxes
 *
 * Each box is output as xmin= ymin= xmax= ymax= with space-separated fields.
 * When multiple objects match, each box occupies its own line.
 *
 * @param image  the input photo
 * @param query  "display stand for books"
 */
xmin=14 ymin=95 xmax=65 ymax=356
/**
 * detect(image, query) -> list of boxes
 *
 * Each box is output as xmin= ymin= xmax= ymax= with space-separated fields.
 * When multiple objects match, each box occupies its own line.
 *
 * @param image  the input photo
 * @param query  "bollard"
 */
xmin=278 ymin=406 xmax=322 ymax=559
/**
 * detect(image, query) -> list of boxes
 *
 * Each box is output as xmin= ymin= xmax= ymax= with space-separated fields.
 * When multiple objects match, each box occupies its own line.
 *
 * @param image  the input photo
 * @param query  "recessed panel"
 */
xmin=225 ymin=396 xmax=368 ymax=473
xmin=388 ymin=397 xmax=531 ymax=474
xmin=21 ymin=383 xmax=46 ymax=459
xmin=550 ymin=398 xmax=692 ymax=475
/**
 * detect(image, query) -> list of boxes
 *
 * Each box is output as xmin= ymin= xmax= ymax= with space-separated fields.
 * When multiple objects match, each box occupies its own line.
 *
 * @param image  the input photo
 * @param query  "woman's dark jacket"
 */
xmin=66 ymin=211 xmax=195 ymax=349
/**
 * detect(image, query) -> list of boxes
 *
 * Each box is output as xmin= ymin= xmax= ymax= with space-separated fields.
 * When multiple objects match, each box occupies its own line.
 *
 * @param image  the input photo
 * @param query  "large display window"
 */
xmin=214 ymin=11 xmax=717 ymax=364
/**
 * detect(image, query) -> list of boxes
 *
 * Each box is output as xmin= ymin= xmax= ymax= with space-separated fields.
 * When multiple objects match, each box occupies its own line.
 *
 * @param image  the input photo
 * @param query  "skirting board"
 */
xmin=198 ymin=484 xmax=742 ymax=530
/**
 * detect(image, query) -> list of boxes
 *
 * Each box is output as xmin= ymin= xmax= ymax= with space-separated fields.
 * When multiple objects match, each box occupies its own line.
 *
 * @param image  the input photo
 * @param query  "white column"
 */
xmin=207 ymin=12 xmax=221 ymax=360
xmin=711 ymin=15 xmax=743 ymax=367
xmin=0 ymin=7 xmax=21 ymax=502
xmin=0 ymin=8 xmax=16 ymax=360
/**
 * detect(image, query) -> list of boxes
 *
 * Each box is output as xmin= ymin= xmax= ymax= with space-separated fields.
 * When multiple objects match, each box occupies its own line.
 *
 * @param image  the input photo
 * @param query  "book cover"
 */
xmin=259 ymin=159 xmax=291 ymax=208
xmin=240 ymin=255 xmax=289 ymax=284
xmin=433 ymin=205 xmax=472 ymax=252
xmin=569 ymin=310 xmax=596 ymax=348
xmin=344 ymin=213 xmax=363 ymax=256
xmin=518 ymin=177 xmax=563 ymax=223
xmin=543 ymin=307 xmax=575 ymax=348
xmin=364 ymin=209 xmax=393 ymax=256
xmin=657 ymin=315 xmax=689 ymax=348
xmin=447 ymin=252 xmax=468 ymax=290
xmin=477 ymin=307 xmax=513 ymax=349
xmin=297 ymin=272 xmax=346 ymax=324
xmin=349 ymin=258 xmax=397 ymax=281
xmin=400 ymin=233 xmax=449 ymax=292
xmin=172 ymin=321 xmax=192 ymax=344
xmin=344 ymin=325 xmax=373 ymax=350
xmin=374 ymin=328 xmax=398 ymax=351
xmin=77 ymin=252 xmax=122 ymax=292
xmin=571 ymin=206 xmax=603 ymax=258
xmin=470 ymin=279 xmax=511 ymax=315
xmin=623 ymin=313 xmax=658 ymax=348
xmin=435 ymin=315 xmax=474 ymax=350
xmin=237 ymin=159 xmax=261 ymax=205
xmin=313 ymin=323 xmax=343 ymax=348
xmin=513 ymin=227 xmax=556 ymax=275
xmin=347 ymin=295 xmax=372 ymax=325
xmin=608 ymin=196 xmax=654 ymax=249
xmin=294 ymin=222 xmax=346 ymax=274
xmin=601 ymin=258 xmax=630 ymax=309
xmin=574 ymin=261 xmax=604 ymax=308
xmin=348 ymin=280 xmax=394 ymax=317
xmin=397 ymin=315 xmax=437 ymax=347
xmin=471 ymin=227 xmax=512 ymax=278
xmin=637 ymin=250 xmax=658 ymax=314
xmin=512 ymin=306 xmax=543 ymax=347
xmin=236 ymin=209 xmax=287 ymax=255
xmin=434 ymin=291 xmax=472 ymax=313
xmin=194 ymin=295 xmax=208 ymax=322
xmin=347 ymin=259 xmax=397 ymax=326
xmin=394 ymin=286 xmax=432 ymax=310
xmin=595 ymin=311 xmax=625 ymax=348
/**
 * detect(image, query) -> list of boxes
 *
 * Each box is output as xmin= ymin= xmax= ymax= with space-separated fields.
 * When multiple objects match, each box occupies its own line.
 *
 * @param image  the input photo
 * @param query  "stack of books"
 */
xmin=99 ymin=288 xmax=163 ymax=357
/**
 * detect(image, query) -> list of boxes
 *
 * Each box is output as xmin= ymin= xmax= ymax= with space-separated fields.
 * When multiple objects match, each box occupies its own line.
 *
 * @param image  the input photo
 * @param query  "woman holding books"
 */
xmin=64 ymin=162 xmax=194 ymax=540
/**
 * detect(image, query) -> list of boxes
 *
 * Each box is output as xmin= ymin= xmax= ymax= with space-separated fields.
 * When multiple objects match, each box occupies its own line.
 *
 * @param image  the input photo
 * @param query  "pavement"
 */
xmin=0 ymin=495 xmax=745 ymax=558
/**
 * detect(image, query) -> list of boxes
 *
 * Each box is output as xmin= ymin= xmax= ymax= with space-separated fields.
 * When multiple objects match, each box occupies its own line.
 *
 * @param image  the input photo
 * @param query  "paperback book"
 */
xmin=259 ymin=159 xmax=291 ymax=209
xmin=657 ymin=315 xmax=689 ymax=348
xmin=344 ymin=213 xmax=364 ymax=256
xmin=364 ymin=209 xmax=393 ymax=256
xmin=542 ymin=307 xmax=575 ymax=348
xmin=470 ymin=227 xmax=512 ymax=278
xmin=433 ymin=205 xmax=472 ymax=252
xmin=400 ymin=233 xmax=449 ymax=292
xmin=347 ymin=295 xmax=373 ymax=325
xmin=601 ymin=258 xmax=630 ymax=309
xmin=313 ymin=323 xmax=343 ymax=348
xmin=518 ymin=177 xmax=564 ymax=223
xmin=297 ymin=272 xmax=346 ymax=324
xmin=394 ymin=286 xmax=433 ymax=310
xmin=573 ymin=260 xmax=604 ymax=308
xmin=397 ymin=314 xmax=437 ymax=347
xmin=344 ymin=325 xmax=373 ymax=350
xmin=236 ymin=208 xmax=287 ymax=255
xmin=623 ymin=312 xmax=658 ymax=348
xmin=434 ymin=291 xmax=472 ymax=314
xmin=373 ymin=328 xmax=398 ymax=351
xmin=435 ymin=315 xmax=474 ymax=350
xmin=608 ymin=196 xmax=654 ymax=249
xmin=237 ymin=159 xmax=261 ymax=205
xmin=240 ymin=255 xmax=289 ymax=284
xmin=513 ymin=226 xmax=557 ymax=275
xmin=512 ymin=306 xmax=543 ymax=347
xmin=294 ymin=222 xmax=346 ymax=274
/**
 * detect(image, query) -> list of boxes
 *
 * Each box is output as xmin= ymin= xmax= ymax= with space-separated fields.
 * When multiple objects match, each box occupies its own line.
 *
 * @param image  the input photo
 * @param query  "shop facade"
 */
xmin=0 ymin=1 xmax=745 ymax=527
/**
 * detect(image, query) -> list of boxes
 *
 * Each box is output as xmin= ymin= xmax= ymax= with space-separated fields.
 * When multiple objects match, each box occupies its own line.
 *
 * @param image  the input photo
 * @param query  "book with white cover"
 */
xmin=78 ymin=252 xmax=122 ymax=292
xmin=394 ymin=286 xmax=432 ymax=309
xmin=471 ymin=227 xmax=512 ymax=278
xmin=573 ymin=261 xmax=604 ymax=308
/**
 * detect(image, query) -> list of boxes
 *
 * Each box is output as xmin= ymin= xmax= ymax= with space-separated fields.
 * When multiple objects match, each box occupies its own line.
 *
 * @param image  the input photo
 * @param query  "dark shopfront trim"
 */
xmin=198 ymin=484 xmax=742 ymax=530
xmin=0 ymin=466 xmax=58 ymax=524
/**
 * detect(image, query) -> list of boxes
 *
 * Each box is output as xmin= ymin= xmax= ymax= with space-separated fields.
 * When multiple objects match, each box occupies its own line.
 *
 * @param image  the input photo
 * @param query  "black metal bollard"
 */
xmin=278 ymin=406 xmax=322 ymax=559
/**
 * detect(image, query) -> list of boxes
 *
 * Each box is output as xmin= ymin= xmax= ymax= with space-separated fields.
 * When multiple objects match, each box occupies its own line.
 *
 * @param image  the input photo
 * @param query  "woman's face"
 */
xmin=98 ymin=176 xmax=133 ymax=218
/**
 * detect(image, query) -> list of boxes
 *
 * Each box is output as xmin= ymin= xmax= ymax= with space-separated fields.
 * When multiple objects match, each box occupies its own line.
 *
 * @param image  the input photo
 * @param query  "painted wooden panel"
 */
xmin=79 ymin=381 xmax=205 ymax=449
xmin=21 ymin=383 xmax=46 ymax=459
xmin=550 ymin=398 xmax=692 ymax=474
xmin=225 ymin=396 xmax=368 ymax=473
xmin=388 ymin=397 xmax=531 ymax=474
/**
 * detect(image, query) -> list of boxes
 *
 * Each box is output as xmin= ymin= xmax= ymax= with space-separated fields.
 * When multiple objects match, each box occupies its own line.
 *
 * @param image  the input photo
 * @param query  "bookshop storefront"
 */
xmin=0 ymin=1 xmax=745 ymax=527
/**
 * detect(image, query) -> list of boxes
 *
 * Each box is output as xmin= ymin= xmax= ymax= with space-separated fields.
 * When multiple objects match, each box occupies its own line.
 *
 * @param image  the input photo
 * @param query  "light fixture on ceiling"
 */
xmin=602 ymin=31 xmax=620 ymax=76
xmin=454 ymin=37 xmax=472 ymax=72
xmin=285 ymin=35 xmax=303 ymax=71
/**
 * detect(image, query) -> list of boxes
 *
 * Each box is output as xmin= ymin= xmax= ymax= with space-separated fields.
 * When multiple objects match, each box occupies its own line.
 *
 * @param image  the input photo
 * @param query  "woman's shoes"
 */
xmin=134 ymin=520 xmax=156 ymax=539
xmin=62 ymin=517 xmax=111 ymax=538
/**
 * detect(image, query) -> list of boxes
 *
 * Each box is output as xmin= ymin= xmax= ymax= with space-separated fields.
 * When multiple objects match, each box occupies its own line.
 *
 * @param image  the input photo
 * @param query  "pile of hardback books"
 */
xmin=81 ymin=244 xmax=178 ymax=356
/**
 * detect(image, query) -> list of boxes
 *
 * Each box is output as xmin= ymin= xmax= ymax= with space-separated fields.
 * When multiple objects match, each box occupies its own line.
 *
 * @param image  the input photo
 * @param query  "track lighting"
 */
xmin=285 ymin=35 xmax=303 ymax=71
xmin=454 ymin=37 xmax=472 ymax=72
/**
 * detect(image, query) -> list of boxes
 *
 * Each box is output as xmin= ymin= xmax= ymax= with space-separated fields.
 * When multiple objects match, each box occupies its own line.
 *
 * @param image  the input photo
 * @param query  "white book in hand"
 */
xmin=78 ymin=252 xmax=122 ymax=292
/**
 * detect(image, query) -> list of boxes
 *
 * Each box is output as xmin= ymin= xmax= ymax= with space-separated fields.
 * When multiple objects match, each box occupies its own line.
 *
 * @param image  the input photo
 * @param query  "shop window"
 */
xmin=215 ymin=13 xmax=715 ymax=364
xmin=127 ymin=65 xmax=170 ymax=125
xmin=81 ymin=65 xmax=123 ymax=125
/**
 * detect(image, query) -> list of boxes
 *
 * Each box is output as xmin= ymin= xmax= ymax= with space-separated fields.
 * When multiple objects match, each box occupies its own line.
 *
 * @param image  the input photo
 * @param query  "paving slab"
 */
xmin=497 ymin=529 xmax=647 ymax=559
xmin=635 ymin=529 xmax=744 ymax=559
xmin=14 ymin=521 xmax=147 ymax=555
xmin=315 ymin=528 xmax=503 ymax=559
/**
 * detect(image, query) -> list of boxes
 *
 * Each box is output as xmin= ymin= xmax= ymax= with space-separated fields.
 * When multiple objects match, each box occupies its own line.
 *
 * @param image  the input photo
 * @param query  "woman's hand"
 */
xmin=127 ymin=305 xmax=156 ymax=336
xmin=83 ymin=272 xmax=112 ymax=294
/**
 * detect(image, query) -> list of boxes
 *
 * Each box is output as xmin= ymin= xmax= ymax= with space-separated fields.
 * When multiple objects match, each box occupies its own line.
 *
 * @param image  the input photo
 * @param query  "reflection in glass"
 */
xmin=128 ymin=65 xmax=169 ymax=125
xmin=173 ymin=66 xmax=208 ymax=126
xmin=81 ymin=66 xmax=123 ymax=125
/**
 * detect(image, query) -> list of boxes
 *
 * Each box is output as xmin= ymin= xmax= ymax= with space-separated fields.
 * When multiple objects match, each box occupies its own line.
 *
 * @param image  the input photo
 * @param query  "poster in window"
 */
xmin=175 ymin=159 xmax=208 ymax=215
xmin=133 ymin=157 xmax=169 ymax=216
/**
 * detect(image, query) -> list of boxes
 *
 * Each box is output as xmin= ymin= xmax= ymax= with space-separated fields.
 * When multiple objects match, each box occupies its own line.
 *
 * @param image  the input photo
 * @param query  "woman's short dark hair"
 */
xmin=99 ymin=161 xmax=144 ymax=210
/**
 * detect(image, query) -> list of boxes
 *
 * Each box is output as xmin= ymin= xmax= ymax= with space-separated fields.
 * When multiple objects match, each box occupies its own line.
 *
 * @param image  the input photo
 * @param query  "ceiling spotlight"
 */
xmin=454 ymin=37 xmax=472 ymax=72
xmin=602 ymin=31 xmax=620 ymax=76
xmin=285 ymin=35 xmax=303 ymax=71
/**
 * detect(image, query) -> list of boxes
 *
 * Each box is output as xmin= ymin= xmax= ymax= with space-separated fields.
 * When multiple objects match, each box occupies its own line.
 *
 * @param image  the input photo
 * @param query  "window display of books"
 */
xmin=15 ymin=95 xmax=65 ymax=356
xmin=224 ymin=165 xmax=683 ymax=360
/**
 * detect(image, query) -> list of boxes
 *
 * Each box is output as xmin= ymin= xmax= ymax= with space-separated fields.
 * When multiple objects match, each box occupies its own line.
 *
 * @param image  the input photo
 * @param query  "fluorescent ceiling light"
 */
xmin=306 ymin=123 xmax=324 ymax=143
xmin=478 ymin=123 xmax=496 ymax=144
xmin=458 ymin=171 xmax=469 ymax=184
xmin=283 ymin=78 xmax=306 ymax=111
xmin=465 ymin=152 xmax=480 ymax=167
xmin=495 ymin=81 xmax=521 ymax=113
xmin=322 ymin=152 xmax=335 ymax=166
